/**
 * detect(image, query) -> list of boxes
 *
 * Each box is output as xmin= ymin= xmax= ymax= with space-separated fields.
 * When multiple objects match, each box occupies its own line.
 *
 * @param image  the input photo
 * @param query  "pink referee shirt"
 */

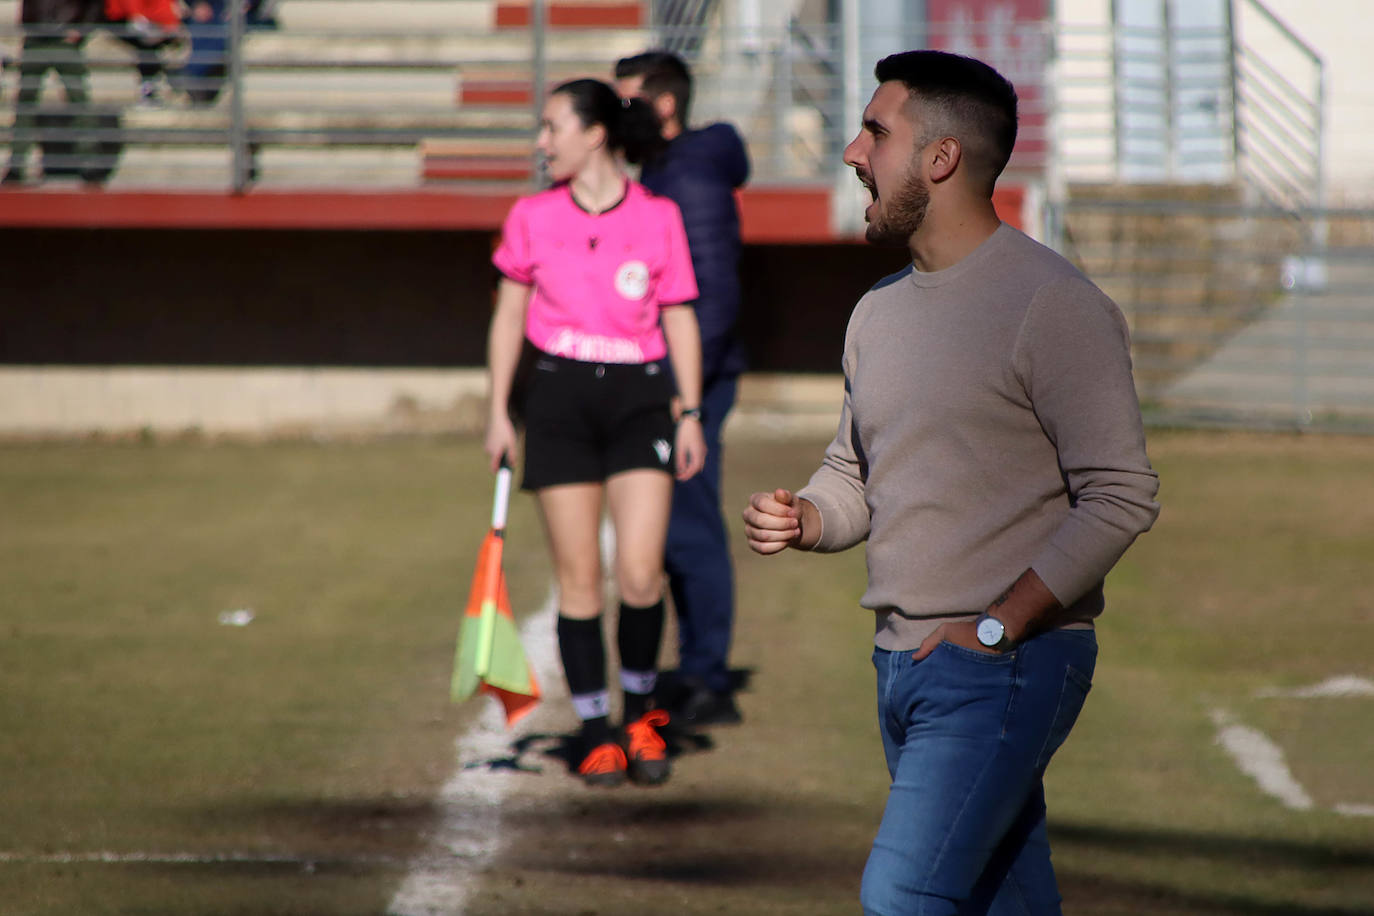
xmin=493 ymin=180 xmax=699 ymax=364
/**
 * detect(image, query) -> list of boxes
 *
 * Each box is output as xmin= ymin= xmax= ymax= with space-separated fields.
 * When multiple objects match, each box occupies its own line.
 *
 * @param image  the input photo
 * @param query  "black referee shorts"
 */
xmin=515 ymin=349 xmax=676 ymax=491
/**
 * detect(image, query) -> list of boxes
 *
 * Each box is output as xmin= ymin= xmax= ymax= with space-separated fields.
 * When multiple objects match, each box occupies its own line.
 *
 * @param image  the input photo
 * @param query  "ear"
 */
xmin=927 ymin=136 xmax=961 ymax=184
xmin=587 ymin=121 xmax=609 ymax=151
xmin=652 ymin=92 xmax=678 ymax=128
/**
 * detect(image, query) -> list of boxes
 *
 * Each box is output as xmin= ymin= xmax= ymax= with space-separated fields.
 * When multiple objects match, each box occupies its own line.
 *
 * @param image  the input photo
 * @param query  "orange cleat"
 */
xmin=624 ymin=710 xmax=671 ymax=785
xmin=578 ymin=741 xmax=628 ymax=787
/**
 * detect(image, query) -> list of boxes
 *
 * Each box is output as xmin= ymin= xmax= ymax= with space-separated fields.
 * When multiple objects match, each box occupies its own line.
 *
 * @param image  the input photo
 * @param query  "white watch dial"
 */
xmin=977 ymin=615 xmax=1005 ymax=647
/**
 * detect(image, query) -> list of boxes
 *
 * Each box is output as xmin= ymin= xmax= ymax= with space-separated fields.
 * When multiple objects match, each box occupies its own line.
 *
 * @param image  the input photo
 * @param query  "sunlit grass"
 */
xmin=1 ymin=429 xmax=1371 ymax=914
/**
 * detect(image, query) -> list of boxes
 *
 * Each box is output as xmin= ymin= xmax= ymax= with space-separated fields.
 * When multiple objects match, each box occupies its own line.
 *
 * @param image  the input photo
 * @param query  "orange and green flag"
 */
xmin=451 ymin=462 xmax=540 ymax=726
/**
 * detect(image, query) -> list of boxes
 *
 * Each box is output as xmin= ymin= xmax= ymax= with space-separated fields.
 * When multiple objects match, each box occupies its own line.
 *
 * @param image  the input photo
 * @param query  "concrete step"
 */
xmin=239 ymin=27 xmax=652 ymax=62
xmin=71 ymin=144 xmax=423 ymax=188
xmin=457 ymin=64 xmax=606 ymax=106
xmin=118 ymin=105 xmax=513 ymax=138
xmin=272 ymin=0 xmax=495 ymax=33
xmin=17 ymin=19 xmax=651 ymax=67
xmin=418 ymin=136 xmax=532 ymax=181
xmin=2 ymin=102 xmax=530 ymax=144
xmin=494 ymin=1 xmax=644 ymax=28
xmin=263 ymin=0 xmax=646 ymax=32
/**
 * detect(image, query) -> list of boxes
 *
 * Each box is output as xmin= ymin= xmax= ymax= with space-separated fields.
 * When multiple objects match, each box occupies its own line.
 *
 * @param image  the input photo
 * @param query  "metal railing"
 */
xmin=2 ymin=3 xmax=1316 ymax=203
xmin=2 ymin=2 xmax=569 ymax=190
xmin=1054 ymin=0 xmax=1323 ymax=212
xmin=651 ymin=0 xmax=718 ymax=58
xmin=1 ymin=3 xmax=1059 ymax=191
xmin=1232 ymin=0 xmax=1324 ymax=213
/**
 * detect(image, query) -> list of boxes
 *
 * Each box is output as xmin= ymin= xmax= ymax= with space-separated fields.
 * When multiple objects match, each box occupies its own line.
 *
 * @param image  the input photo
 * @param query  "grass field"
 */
xmin=1 ymin=429 xmax=1371 ymax=915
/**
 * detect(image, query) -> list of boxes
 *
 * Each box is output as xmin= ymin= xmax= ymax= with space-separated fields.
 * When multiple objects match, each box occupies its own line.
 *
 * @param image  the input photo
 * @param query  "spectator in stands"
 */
xmin=174 ymin=0 xmax=227 ymax=106
xmin=245 ymin=0 xmax=279 ymax=29
xmin=103 ymin=0 xmax=182 ymax=106
xmin=3 ymin=0 xmax=102 ymax=185
xmin=485 ymin=78 xmax=706 ymax=788
xmin=614 ymin=50 xmax=751 ymax=727
xmin=171 ymin=0 xmax=278 ymax=108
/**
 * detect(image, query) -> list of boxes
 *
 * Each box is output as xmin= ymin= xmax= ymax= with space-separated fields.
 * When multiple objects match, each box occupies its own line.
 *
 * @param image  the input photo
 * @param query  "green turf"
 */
xmin=1 ymin=430 xmax=1371 ymax=914
xmin=0 ymin=439 xmax=550 ymax=915
xmin=1047 ymin=431 xmax=1374 ymax=914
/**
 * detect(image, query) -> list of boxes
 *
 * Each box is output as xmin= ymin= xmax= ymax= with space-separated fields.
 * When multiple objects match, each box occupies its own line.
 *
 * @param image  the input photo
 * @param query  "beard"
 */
xmin=864 ymin=167 xmax=930 ymax=247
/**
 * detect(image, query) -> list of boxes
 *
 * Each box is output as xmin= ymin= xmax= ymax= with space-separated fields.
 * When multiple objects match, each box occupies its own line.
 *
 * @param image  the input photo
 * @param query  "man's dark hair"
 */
xmin=614 ymin=50 xmax=693 ymax=127
xmin=874 ymin=50 xmax=1018 ymax=193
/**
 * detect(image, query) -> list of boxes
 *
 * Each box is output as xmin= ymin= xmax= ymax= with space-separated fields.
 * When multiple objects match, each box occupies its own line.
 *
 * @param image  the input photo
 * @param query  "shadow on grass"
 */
xmin=161 ymin=794 xmax=1374 ymax=915
xmin=1055 ymin=821 xmax=1374 ymax=916
xmin=463 ymin=725 xmax=718 ymax=777
xmin=473 ymin=805 xmax=1374 ymax=913
xmin=459 ymin=666 xmax=754 ymax=778
xmin=498 ymin=794 xmax=869 ymax=891
xmin=1060 ymin=871 xmax=1373 ymax=916
xmin=1054 ymin=819 xmax=1374 ymax=869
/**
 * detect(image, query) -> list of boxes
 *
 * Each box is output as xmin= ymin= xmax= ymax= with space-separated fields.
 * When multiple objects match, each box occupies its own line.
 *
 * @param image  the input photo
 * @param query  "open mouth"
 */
xmin=857 ymin=173 xmax=877 ymax=207
xmin=857 ymin=174 xmax=877 ymax=221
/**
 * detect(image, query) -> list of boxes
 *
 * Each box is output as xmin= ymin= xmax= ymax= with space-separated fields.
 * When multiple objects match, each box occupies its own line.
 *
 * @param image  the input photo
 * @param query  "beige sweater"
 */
xmin=797 ymin=224 xmax=1161 ymax=651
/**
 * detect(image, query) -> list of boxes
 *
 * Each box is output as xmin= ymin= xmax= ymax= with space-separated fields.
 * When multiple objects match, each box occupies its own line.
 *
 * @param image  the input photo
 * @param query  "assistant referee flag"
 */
xmin=451 ymin=461 xmax=540 ymax=726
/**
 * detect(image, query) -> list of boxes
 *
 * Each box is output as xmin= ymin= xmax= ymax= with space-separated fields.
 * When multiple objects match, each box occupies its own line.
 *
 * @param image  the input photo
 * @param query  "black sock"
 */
xmin=558 ymin=614 xmax=611 ymax=746
xmin=617 ymin=599 xmax=664 ymax=722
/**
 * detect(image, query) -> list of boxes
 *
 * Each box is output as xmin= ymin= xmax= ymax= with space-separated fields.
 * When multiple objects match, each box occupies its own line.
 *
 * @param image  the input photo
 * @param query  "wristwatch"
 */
xmin=975 ymin=612 xmax=1015 ymax=652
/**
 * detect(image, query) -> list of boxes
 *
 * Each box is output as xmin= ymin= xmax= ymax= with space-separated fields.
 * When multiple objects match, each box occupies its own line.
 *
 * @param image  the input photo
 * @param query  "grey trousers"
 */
xmin=7 ymin=33 xmax=93 ymax=172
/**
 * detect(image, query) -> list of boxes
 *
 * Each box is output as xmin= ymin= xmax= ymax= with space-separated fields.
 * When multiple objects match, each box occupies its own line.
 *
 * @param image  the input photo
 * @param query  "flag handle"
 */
xmin=475 ymin=459 xmax=513 ymax=677
xmin=491 ymin=457 xmax=512 ymax=531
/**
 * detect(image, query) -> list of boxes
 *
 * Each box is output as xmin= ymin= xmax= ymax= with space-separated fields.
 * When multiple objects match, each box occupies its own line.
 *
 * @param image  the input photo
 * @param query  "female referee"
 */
xmin=484 ymin=78 xmax=706 ymax=788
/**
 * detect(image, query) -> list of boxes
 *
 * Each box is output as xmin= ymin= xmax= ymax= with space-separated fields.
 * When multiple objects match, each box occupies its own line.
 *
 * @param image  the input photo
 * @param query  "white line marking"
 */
xmin=387 ymin=519 xmax=612 ymax=911
xmin=386 ymin=583 xmax=563 ymax=916
xmin=1255 ymin=675 xmax=1374 ymax=699
xmin=1334 ymin=803 xmax=1374 ymax=817
xmin=1209 ymin=708 xmax=1315 ymax=811
xmin=0 ymin=851 xmax=394 ymax=867
xmin=388 ymin=516 xmax=619 ymax=916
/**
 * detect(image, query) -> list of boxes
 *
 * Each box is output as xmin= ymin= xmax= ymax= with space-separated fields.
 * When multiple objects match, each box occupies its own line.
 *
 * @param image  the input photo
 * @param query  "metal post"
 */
xmin=1310 ymin=59 xmax=1328 ymax=268
xmin=1042 ymin=13 xmax=1065 ymax=243
xmin=531 ymin=0 xmax=548 ymax=188
xmin=831 ymin=0 xmax=863 ymax=235
xmin=1162 ymin=0 xmax=1175 ymax=180
xmin=773 ymin=19 xmax=794 ymax=177
xmin=1109 ymin=0 xmax=1123 ymax=182
xmin=842 ymin=0 xmax=860 ymax=158
xmin=1292 ymin=281 xmax=1311 ymax=429
xmin=1225 ymin=0 xmax=1241 ymax=183
xmin=228 ymin=0 xmax=248 ymax=193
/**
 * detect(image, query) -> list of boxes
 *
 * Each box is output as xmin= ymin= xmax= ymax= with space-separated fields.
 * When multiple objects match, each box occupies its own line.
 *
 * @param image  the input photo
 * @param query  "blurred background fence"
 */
xmin=2 ymin=0 xmax=1373 ymax=435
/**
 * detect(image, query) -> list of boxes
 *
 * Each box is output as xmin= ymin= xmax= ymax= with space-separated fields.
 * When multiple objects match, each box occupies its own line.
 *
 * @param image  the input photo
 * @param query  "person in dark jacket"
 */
xmin=615 ymin=50 xmax=750 ymax=725
xmin=174 ymin=0 xmax=228 ymax=106
xmin=3 ymin=0 xmax=102 ymax=184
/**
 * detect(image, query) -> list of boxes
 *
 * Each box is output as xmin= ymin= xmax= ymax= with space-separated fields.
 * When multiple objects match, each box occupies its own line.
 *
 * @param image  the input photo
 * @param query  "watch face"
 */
xmin=976 ymin=615 xmax=1005 ymax=647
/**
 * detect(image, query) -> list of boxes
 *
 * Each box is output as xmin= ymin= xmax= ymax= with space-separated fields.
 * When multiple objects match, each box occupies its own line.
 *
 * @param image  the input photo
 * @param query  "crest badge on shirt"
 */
xmin=614 ymin=261 xmax=650 ymax=300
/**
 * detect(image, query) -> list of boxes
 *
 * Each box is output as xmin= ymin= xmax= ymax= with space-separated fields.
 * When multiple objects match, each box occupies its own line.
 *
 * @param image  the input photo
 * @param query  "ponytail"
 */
xmin=614 ymin=95 xmax=665 ymax=165
xmin=552 ymin=78 xmax=666 ymax=165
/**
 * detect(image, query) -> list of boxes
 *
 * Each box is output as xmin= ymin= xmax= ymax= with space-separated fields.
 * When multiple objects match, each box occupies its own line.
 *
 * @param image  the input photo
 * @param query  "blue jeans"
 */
xmin=862 ymin=629 xmax=1097 ymax=916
